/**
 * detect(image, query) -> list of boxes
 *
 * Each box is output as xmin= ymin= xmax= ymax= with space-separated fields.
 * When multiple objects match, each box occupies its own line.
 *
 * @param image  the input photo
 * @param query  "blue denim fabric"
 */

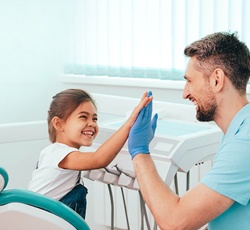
xmin=59 ymin=184 xmax=88 ymax=219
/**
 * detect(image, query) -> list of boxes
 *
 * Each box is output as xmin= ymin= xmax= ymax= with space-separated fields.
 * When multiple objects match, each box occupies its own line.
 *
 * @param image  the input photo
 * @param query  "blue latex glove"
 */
xmin=128 ymin=91 xmax=158 ymax=159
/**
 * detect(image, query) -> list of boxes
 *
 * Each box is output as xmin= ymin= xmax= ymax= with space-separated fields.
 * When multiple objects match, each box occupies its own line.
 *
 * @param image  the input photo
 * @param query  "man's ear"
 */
xmin=52 ymin=116 xmax=64 ymax=131
xmin=210 ymin=68 xmax=225 ymax=92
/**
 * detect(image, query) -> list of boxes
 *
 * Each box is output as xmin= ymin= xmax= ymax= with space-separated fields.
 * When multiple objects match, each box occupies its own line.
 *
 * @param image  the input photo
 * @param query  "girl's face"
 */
xmin=57 ymin=101 xmax=99 ymax=149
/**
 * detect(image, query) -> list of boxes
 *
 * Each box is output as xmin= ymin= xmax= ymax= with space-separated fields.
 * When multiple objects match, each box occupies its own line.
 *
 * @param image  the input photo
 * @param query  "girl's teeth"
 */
xmin=82 ymin=131 xmax=93 ymax=136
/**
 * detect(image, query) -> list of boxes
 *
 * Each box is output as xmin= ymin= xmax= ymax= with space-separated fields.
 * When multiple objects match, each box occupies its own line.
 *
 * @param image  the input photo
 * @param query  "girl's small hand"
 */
xmin=126 ymin=91 xmax=153 ymax=128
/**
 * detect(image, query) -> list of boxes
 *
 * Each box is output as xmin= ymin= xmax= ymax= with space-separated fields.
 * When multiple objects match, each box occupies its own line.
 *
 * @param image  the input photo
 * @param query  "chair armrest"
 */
xmin=0 ymin=167 xmax=8 ymax=192
xmin=0 ymin=189 xmax=90 ymax=230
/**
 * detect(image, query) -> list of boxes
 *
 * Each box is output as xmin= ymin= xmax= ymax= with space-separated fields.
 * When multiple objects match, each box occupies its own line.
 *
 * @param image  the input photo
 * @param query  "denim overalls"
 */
xmin=59 ymin=172 xmax=88 ymax=219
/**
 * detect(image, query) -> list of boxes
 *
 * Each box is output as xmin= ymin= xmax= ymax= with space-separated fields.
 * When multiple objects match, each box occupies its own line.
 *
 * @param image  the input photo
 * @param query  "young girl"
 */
xmin=28 ymin=88 xmax=152 ymax=219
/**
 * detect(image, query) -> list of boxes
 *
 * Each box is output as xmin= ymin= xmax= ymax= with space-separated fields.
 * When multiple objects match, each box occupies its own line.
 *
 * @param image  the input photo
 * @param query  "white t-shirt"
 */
xmin=28 ymin=143 xmax=80 ymax=200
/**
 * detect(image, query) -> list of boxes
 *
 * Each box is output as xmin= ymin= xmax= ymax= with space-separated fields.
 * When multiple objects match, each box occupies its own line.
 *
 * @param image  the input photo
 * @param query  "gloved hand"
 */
xmin=128 ymin=91 xmax=158 ymax=159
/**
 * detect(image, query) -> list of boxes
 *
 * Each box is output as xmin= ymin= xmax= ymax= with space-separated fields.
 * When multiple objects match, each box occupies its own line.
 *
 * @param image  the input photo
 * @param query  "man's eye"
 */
xmin=93 ymin=117 xmax=98 ymax=122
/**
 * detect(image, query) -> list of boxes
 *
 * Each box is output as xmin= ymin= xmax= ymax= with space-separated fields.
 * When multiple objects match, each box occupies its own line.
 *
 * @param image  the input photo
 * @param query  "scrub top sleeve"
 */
xmin=202 ymin=137 xmax=250 ymax=205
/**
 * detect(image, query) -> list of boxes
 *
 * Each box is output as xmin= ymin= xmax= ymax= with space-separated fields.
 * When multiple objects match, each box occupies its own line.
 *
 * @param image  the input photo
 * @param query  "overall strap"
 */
xmin=76 ymin=171 xmax=81 ymax=185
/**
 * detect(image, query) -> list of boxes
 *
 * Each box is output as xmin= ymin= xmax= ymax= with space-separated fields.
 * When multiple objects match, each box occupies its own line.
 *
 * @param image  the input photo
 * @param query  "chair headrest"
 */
xmin=0 ymin=167 xmax=9 ymax=192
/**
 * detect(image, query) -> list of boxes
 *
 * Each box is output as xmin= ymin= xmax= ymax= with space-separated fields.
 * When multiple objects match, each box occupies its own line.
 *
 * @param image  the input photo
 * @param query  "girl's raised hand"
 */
xmin=126 ymin=91 xmax=153 ymax=128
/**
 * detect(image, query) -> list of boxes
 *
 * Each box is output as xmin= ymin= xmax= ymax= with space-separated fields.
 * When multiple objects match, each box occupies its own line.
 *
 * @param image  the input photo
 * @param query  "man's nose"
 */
xmin=183 ymin=82 xmax=190 ymax=99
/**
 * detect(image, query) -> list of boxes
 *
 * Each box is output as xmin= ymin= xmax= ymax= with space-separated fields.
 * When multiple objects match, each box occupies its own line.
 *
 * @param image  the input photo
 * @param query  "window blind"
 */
xmin=65 ymin=0 xmax=250 ymax=80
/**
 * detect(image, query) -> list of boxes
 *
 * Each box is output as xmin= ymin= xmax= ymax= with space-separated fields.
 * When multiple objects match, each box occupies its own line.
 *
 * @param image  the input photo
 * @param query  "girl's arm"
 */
xmin=59 ymin=91 xmax=152 ymax=170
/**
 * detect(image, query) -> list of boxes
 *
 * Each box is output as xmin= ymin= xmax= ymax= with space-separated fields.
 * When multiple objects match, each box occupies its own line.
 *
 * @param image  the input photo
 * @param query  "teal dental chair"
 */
xmin=0 ymin=167 xmax=90 ymax=230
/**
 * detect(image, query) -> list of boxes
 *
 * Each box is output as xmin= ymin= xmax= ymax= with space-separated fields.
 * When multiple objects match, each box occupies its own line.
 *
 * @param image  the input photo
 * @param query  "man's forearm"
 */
xmin=133 ymin=154 xmax=179 ymax=229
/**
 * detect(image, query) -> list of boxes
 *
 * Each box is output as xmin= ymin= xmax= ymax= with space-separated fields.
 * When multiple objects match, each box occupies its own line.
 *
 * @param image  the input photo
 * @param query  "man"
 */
xmin=128 ymin=32 xmax=250 ymax=229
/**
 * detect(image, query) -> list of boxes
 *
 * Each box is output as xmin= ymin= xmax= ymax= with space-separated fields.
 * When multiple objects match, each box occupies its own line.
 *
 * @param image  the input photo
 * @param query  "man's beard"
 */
xmin=196 ymin=103 xmax=217 ymax=122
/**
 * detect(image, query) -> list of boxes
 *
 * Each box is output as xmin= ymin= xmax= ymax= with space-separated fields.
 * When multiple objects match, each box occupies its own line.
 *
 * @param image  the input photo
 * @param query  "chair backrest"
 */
xmin=0 ymin=167 xmax=90 ymax=230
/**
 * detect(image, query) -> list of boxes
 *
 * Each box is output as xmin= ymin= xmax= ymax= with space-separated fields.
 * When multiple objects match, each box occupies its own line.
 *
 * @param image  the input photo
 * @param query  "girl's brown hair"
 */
xmin=47 ymin=89 xmax=97 ymax=143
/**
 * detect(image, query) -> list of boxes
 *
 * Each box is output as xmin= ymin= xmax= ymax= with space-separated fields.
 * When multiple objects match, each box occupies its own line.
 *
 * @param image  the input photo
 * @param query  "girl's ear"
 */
xmin=52 ymin=116 xmax=64 ymax=131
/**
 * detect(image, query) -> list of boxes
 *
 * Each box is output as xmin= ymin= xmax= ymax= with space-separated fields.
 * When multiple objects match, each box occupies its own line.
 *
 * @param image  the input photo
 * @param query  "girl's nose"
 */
xmin=87 ymin=119 xmax=96 ymax=127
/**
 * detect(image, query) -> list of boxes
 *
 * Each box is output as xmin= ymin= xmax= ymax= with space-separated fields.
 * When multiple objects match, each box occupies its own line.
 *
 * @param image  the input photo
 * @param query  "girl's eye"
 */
xmin=93 ymin=117 xmax=98 ymax=122
xmin=80 ymin=115 xmax=87 ymax=119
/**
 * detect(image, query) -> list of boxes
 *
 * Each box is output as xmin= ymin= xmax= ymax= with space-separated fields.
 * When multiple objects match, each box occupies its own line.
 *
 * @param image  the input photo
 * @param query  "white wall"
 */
xmin=0 ymin=0 xmax=74 ymax=124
